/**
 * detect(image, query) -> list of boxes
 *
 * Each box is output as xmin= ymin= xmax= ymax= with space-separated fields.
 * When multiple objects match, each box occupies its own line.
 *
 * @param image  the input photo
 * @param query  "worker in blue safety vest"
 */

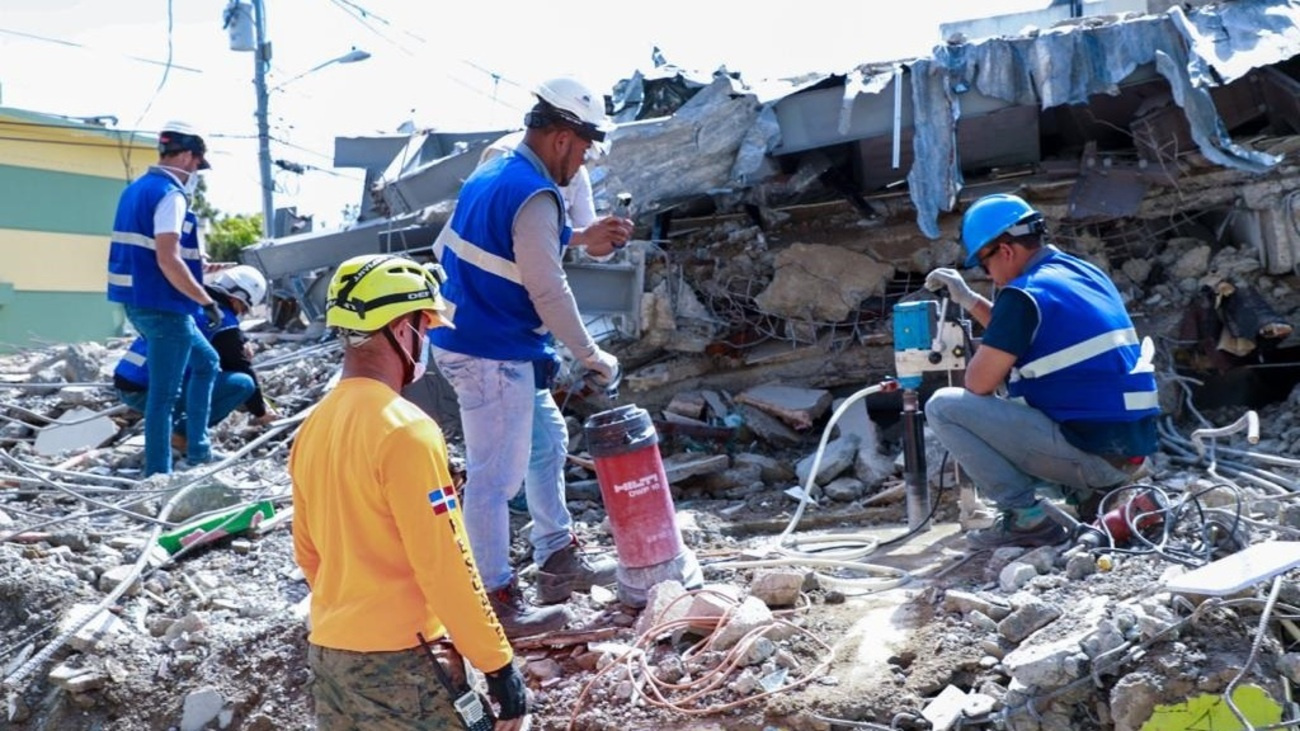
xmin=922 ymin=193 xmax=1160 ymax=549
xmin=429 ymin=76 xmax=627 ymax=638
xmin=114 ymin=265 xmax=278 ymax=460
xmin=106 ymin=120 xmax=222 ymax=476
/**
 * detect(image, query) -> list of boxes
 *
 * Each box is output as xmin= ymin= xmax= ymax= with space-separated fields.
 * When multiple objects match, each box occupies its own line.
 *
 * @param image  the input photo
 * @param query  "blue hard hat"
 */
xmin=960 ymin=193 xmax=1043 ymax=267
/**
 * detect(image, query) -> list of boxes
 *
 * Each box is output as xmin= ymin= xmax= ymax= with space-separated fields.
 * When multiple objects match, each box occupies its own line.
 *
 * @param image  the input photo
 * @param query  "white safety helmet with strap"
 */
xmin=210 ymin=265 xmax=268 ymax=310
xmin=527 ymin=77 xmax=611 ymax=143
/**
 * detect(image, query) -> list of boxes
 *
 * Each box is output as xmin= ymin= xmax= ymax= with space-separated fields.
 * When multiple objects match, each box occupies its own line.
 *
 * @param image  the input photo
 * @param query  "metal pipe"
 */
xmin=902 ymin=388 xmax=929 ymax=532
xmin=891 ymin=65 xmax=903 ymax=170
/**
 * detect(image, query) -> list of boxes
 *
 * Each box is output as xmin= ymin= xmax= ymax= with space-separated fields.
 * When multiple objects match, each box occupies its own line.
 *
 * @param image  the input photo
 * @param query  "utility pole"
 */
xmin=251 ymin=0 xmax=273 ymax=239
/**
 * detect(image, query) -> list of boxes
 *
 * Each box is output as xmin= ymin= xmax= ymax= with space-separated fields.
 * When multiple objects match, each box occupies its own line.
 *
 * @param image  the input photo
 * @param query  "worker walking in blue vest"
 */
xmin=107 ymin=120 xmax=223 ymax=477
xmin=923 ymin=193 xmax=1160 ymax=549
xmin=430 ymin=76 xmax=624 ymax=638
xmin=114 ymin=266 xmax=277 ymax=461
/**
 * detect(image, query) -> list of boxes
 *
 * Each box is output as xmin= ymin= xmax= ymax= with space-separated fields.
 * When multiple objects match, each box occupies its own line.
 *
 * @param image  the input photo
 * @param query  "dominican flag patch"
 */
xmin=427 ymin=486 xmax=458 ymax=515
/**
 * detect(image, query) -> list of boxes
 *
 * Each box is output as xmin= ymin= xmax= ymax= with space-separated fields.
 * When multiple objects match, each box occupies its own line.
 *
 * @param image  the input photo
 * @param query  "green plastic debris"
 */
xmin=1140 ymin=684 xmax=1282 ymax=731
xmin=157 ymin=501 xmax=275 ymax=556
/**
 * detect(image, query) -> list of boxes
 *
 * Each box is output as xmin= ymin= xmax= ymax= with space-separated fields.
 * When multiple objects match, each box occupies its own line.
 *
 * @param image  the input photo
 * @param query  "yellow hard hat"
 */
xmin=325 ymin=254 xmax=451 ymax=332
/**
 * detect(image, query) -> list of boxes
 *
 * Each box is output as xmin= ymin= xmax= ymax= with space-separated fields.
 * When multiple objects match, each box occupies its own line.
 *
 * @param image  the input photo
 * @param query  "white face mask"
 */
xmin=182 ymin=171 xmax=201 ymax=198
xmin=158 ymin=165 xmax=200 ymax=198
xmin=405 ymin=321 xmax=429 ymax=385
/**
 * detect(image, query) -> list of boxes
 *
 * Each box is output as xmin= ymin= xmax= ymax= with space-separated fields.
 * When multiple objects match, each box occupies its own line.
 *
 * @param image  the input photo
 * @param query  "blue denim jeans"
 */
xmin=123 ymin=306 xmax=219 ymax=476
xmin=118 ymin=372 xmax=254 ymax=433
xmin=432 ymin=347 xmax=573 ymax=591
xmin=925 ymin=387 xmax=1131 ymax=510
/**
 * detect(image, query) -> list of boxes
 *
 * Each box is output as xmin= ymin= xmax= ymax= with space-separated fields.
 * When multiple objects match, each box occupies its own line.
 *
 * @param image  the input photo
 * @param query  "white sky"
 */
xmin=0 ymin=0 xmax=1045 ymax=231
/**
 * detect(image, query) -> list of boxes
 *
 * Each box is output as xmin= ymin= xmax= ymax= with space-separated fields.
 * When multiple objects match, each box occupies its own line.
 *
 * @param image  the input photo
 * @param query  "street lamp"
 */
xmin=249 ymin=0 xmax=369 ymax=238
xmin=269 ymin=48 xmax=371 ymax=94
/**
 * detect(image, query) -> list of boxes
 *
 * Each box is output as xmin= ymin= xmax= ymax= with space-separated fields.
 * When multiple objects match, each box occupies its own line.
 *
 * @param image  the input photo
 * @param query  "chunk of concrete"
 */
xmin=97 ymin=565 xmax=140 ymax=596
xmin=1003 ymin=635 xmax=1085 ymax=688
xmin=60 ymin=604 xmax=130 ymax=652
xmin=922 ymin=685 xmax=970 ymax=731
xmin=711 ymin=596 xmax=773 ymax=651
xmin=34 ymin=408 xmax=118 ymax=456
xmin=180 ymin=687 xmax=225 ymax=731
xmin=634 ymin=580 xmax=691 ymax=638
xmin=997 ymin=599 xmax=1061 ymax=644
xmin=795 ymin=434 xmax=860 ymax=487
xmin=736 ymin=404 xmax=802 ymax=447
xmin=749 ymin=569 xmax=805 ymax=608
xmin=735 ymin=382 xmax=833 ymax=430
xmin=753 ymin=243 xmax=895 ymax=322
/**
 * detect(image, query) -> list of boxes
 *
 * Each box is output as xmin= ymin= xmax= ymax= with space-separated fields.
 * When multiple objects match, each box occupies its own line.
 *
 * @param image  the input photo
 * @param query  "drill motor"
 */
xmin=1078 ymin=487 xmax=1166 ymax=550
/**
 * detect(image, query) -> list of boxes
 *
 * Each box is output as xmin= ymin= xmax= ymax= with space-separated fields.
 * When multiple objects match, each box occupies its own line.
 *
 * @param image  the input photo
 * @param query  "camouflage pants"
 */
xmin=308 ymin=643 xmax=463 ymax=730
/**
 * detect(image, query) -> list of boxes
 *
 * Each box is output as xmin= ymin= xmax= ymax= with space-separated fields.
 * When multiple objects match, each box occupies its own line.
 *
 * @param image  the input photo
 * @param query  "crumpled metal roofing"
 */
xmin=906 ymin=0 xmax=1300 ymax=237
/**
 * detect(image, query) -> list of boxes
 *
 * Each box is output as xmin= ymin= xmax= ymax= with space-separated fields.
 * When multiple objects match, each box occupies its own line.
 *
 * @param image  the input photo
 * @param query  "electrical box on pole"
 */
xmin=223 ymin=1 xmax=256 ymax=52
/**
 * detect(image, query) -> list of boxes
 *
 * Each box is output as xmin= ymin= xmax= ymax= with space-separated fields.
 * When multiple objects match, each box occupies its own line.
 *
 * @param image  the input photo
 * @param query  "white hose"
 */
xmin=717 ymin=380 xmax=912 ymax=593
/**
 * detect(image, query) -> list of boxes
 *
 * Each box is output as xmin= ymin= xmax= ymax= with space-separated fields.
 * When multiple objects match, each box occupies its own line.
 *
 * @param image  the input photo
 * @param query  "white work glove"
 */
xmin=582 ymin=347 xmax=621 ymax=387
xmin=925 ymin=268 xmax=979 ymax=311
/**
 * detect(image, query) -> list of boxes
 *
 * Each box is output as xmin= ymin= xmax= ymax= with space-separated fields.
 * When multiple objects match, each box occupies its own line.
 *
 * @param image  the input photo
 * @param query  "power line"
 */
xmin=330 ymin=0 xmax=428 ymax=46
xmin=323 ymin=0 xmax=416 ymax=57
xmin=0 ymin=26 xmax=202 ymax=74
xmin=129 ymin=0 xmax=176 ymax=130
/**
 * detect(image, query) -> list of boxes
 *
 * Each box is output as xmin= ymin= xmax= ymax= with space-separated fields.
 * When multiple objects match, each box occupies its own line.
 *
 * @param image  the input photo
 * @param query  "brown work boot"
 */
xmin=535 ymin=539 xmax=618 ymax=605
xmin=967 ymin=507 xmax=1068 ymax=549
xmin=171 ymin=433 xmax=187 ymax=454
xmin=487 ymin=580 xmax=571 ymax=639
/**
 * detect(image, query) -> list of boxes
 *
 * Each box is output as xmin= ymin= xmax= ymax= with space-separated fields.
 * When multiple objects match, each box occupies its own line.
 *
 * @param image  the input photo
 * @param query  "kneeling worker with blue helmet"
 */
xmin=922 ymin=193 xmax=1160 ymax=549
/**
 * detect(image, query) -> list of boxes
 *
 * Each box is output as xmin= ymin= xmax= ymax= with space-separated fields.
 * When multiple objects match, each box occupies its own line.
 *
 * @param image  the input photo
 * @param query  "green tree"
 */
xmin=191 ymin=177 xmax=264 ymax=263
xmin=206 ymin=213 xmax=264 ymax=263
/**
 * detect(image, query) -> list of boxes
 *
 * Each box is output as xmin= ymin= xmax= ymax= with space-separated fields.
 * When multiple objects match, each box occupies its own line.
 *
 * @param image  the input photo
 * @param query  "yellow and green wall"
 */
xmin=0 ymin=108 xmax=157 ymax=353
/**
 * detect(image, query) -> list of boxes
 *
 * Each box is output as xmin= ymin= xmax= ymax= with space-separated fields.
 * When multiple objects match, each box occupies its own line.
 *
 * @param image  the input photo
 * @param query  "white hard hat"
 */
xmin=159 ymin=119 xmax=211 ymax=169
xmin=211 ymin=265 xmax=268 ymax=309
xmin=529 ymin=77 xmax=610 ymax=142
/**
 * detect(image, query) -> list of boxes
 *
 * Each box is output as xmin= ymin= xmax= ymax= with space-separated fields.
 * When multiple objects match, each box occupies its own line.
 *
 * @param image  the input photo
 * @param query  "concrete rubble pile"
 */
xmin=0 ymin=200 xmax=1298 ymax=730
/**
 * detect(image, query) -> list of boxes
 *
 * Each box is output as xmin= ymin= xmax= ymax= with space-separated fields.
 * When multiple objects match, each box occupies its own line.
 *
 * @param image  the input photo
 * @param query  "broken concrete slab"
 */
xmin=34 ymin=407 xmax=118 ymax=456
xmin=736 ymin=404 xmax=802 ymax=447
xmin=665 ymin=391 xmax=706 ymax=420
xmin=734 ymin=382 xmax=833 ymax=430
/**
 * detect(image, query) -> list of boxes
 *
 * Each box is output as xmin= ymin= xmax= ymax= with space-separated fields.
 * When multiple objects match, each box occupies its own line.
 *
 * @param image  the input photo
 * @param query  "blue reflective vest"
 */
xmin=430 ymin=151 xmax=571 ymax=362
xmin=113 ymin=299 xmax=238 ymax=389
xmin=1003 ymin=247 xmax=1160 ymax=424
xmin=106 ymin=167 xmax=203 ymax=315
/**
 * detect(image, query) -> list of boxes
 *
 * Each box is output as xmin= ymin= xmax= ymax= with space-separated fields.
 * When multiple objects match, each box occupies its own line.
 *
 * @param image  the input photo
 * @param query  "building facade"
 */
xmin=0 ymin=107 xmax=156 ymax=353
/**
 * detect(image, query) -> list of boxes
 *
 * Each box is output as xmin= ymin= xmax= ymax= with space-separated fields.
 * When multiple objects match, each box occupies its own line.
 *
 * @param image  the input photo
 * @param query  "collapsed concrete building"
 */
xmin=242 ymin=0 xmax=1300 ymax=415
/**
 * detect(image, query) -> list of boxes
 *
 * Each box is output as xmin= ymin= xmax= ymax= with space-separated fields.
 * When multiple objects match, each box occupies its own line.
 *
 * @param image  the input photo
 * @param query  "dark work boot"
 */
xmin=535 ymin=539 xmax=618 ymax=605
xmin=487 ymin=580 xmax=571 ymax=639
xmin=967 ymin=505 xmax=1068 ymax=549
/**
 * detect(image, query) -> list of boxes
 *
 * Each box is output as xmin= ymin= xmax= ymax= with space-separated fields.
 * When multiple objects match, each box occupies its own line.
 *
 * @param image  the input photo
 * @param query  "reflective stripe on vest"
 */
xmin=430 ymin=151 xmax=569 ymax=362
xmin=1003 ymin=248 xmax=1159 ymax=423
xmin=106 ymin=168 xmax=203 ymax=315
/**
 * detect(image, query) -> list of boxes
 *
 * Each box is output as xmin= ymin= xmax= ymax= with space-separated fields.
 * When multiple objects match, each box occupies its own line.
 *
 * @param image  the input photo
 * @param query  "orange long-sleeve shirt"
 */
xmin=289 ymin=377 xmax=511 ymax=673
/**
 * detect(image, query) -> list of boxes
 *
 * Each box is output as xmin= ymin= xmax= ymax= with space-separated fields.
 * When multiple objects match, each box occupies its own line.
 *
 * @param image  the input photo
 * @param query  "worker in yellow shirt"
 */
xmin=290 ymin=254 xmax=529 ymax=730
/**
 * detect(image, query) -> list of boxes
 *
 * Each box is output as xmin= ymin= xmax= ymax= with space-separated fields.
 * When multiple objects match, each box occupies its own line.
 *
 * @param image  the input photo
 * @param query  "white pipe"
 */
xmin=714 ymin=379 xmax=914 ymax=593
